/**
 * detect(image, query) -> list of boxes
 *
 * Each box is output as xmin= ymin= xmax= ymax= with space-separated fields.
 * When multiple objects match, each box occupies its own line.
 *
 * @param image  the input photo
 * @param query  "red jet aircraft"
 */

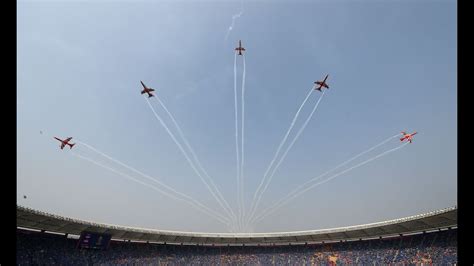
xmin=314 ymin=75 xmax=330 ymax=91
xmin=54 ymin=137 xmax=75 ymax=149
xmin=140 ymin=81 xmax=155 ymax=98
xmin=400 ymin=131 xmax=417 ymax=143
xmin=235 ymin=40 xmax=246 ymax=55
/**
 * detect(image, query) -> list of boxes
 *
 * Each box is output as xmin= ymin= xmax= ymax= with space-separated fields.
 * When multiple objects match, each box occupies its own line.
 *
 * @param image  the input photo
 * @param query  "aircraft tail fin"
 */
xmin=69 ymin=143 xmax=75 ymax=149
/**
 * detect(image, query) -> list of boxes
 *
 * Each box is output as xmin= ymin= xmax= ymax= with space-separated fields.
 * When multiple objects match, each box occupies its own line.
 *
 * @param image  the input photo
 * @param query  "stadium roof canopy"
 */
xmin=17 ymin=205 xmax=457 ymax=245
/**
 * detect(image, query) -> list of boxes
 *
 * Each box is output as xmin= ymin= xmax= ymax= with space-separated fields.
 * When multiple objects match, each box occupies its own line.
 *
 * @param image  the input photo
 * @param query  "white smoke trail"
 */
xmin=74 ymin=141 xmax=231 ymax=224
xmin=248 ymin=86 xmax=314 ymax=224
xmin=248 ymin=134 xmax=400 ymax=225
xmin=288 ymin=133 xmax=400 ymax=193
xmin=225 ymin=10 xmax=243 ymax=41
xmin=240 ymin=54 xmax=246 ymax=229
xmin=249 ymin=133 xmax=400 ymax=225
xmin=252 ymin=142 xmax=409 ymax=224
xmin=144 ymin=97 xmax=235 ymax=222
xmin=233 ymin=52 xmax=242 ymax=231
xmin=154 ymin=96 xmax=238 ymax=227
xmin=71 ymin=152 xmax=231 ymax=227
xmin=247 ymin=89 xmax=321 ymax=226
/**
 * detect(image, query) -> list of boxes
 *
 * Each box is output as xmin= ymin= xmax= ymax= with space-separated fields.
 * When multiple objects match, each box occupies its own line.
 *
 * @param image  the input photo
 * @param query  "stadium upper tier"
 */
xmin=17 ymin=205 xmax=456 ymax=245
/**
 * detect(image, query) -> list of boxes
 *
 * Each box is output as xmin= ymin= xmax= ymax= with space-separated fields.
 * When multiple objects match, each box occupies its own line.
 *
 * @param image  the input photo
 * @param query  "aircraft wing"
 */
xmin=149 ymin=88 xmax=155 ymax=92
xmin=241 ymin=48 xmax=245 ymax=51
xmin=60 ymin=143 xmax=66 ymax=149
xmin=65 ymin=137 xmax=72 ymax=142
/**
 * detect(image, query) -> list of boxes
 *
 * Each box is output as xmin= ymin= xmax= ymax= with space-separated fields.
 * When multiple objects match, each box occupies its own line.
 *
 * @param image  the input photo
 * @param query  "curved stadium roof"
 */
xmin=17 ymin=205 xmax=457 ymax=245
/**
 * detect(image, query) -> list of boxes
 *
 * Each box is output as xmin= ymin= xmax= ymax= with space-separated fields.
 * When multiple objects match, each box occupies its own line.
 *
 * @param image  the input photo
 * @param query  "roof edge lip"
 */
xmin=17 ymin=205 xmax=457 ymax=237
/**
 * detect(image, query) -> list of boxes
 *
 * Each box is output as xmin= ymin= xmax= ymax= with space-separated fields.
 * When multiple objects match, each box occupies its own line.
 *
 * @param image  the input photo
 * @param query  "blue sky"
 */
xmin=18 ymin=0 xmax=456 ymax=233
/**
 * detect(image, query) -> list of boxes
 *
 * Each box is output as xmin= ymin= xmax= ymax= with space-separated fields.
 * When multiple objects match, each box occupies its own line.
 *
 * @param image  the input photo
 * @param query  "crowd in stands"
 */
xmin=17 ymin=228 xmax=457 ymax=265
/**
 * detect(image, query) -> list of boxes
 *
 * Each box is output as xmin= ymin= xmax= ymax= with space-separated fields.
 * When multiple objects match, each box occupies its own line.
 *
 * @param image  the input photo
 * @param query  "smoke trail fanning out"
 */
xmin=73 ymin=141 xmax=232 ymax=225
xmin=247 ymin=87 xmax=315 ymax=226
xmin=240 ymin=54 xmax=246 ymax=229
xmin=76 ymin=139 xmax=223 ymax=219
xmin=248 ymin=134 xmax=400 ymax=224
xmin=247 ymin=91 xmax=325 ymax=225
xmin=233 ymin=52 xmax=242 ymax=230
xmin=144 ymin=97 xmax=235 ymax=223
xmin=252 ymin=142 xmax=409 ymax=224
xmin=286 ymin=133 xmax=401 ymax=195
xmin=71 ymin=151 xmax=231 ymax=228
xmin=253 ymin=133 xmax=400 ymax=222
xmin=154 ymin=96 xmax=238 ymax=228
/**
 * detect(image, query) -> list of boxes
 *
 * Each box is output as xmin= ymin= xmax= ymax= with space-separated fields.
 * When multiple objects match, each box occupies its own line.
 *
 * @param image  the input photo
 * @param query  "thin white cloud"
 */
xmin=225 ymin=10 xmax=243 ymax=41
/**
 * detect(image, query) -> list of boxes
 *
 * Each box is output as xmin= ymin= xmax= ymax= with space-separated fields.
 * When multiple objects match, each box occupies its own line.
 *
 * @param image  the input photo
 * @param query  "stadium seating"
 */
xmin=17 ymin=228 xmax=457 ymax=265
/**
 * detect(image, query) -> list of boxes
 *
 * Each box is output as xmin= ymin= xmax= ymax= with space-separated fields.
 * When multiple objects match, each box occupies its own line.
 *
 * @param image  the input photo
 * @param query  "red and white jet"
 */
xmin=235 ymin=40 xmax=246 ymax=55
xmin=314 ymin=75 xmax=329 ymax=91
xmin=140 ymin=81 xmax=155 ymax=98
xmin=54 ymin=137 xmax=75 ymax=150
xmin=400 ymin=131 xmax=417 ymax=143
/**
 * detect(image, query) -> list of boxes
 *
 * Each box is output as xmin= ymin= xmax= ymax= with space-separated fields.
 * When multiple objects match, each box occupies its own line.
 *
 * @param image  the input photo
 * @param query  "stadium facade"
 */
xmin=17 ymin=205 xmax=456 ymax=245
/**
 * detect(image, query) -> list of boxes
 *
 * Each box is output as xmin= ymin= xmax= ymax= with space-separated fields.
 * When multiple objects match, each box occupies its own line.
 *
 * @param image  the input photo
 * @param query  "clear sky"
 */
xmin=17 ymin=0 xmax=456 ymax=233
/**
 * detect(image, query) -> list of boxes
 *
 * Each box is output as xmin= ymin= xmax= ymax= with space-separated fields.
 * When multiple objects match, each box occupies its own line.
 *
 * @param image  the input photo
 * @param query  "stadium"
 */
xmin=17 ymin=205 xmax=457 ymax=264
